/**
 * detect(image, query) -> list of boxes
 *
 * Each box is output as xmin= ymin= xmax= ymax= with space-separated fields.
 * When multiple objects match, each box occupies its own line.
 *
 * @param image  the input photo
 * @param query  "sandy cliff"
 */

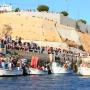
xmin=0 ymin=12 xmax=90 ymax=52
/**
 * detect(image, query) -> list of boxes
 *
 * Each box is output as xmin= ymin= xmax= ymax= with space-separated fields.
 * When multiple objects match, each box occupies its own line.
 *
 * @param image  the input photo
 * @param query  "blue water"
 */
xmin=0 ymin=74 xmax=90 ymax=90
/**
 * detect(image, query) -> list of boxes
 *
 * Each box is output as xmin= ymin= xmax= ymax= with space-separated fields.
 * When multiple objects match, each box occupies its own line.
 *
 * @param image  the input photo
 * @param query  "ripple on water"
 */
xmin=0 ymin=74 xmax=90 ymax=90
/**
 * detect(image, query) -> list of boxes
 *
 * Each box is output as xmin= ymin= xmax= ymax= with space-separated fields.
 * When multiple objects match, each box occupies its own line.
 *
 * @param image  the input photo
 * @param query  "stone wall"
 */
xmin=57 ymin=29 xmax=81 ymax=45
xmin=59 ymin=14 xmax=90 ymax=33
xmin=87 ymin=25 xmax=90 ymax=33
xmin=1 ymin=11 xmax=90 ymax=34
xmin=60 ymin=14 xmax=76 ymax=28
xmin=20 ymin=11 xmax=60 ymax=23
xmin=22 ymin=11 xmax=90 ymax=34
xmin=77 ymin=22 xmax=87 ymax=32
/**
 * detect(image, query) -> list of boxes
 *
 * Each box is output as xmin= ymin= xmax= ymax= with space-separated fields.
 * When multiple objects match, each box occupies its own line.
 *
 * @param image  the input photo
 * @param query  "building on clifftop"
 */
xmin=0 ymin=4 xmax=12 ymax=13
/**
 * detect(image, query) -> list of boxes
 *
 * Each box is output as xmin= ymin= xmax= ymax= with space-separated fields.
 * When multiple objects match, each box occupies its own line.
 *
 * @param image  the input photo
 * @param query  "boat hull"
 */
xmin=51 ymin=62 xmax=71 ymax=74
xmin=78 ymin=67 xmax=90 ymax=76
xmin=0 ymin=68 xmax=23 ymax=76
xmin=51 ymin=67 xmax=70 ymax=74
xmin=28 ymin=68 xmax=48 ymax=75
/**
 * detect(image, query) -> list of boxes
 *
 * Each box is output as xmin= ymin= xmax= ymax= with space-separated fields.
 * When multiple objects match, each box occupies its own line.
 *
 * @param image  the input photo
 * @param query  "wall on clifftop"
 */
xmin=57 ymin=28 xmax=81 ymax=45
xmin=19 ymin=11 xmax=60 ymax=23
xmin=4 ymin=11 xmax=89 ymax=34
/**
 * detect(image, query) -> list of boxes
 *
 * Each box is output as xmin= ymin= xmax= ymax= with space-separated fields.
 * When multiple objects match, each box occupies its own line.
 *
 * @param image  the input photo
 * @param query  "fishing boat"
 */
xmin=28 ymin=56 xmax=48 ymax=75
xmin=77 ymin=56 xmax=90 ymax=76
xmin=28 ymin=68 xmax=48 ymax=75
xmin=51 ymin=61 xmax=71 ymax=74
xmin=0 ymin=68 xmax=23 ymax=76
xmin=48 ymin=52 xmax=71 ymax=74
xmin=0 ymin=44 xmax=23 ymax=76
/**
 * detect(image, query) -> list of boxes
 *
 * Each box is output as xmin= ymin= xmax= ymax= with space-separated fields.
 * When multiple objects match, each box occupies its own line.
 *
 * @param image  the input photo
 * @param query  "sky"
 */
xmin=0 ymin=0 xmax=90 ymax=24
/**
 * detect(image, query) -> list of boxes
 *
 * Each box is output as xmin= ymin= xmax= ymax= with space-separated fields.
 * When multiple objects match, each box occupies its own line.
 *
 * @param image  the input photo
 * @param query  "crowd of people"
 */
xmin=0 ymin=35 xmax=88 ymax=71
xmin=0 ymin=54 xmax=28 ymax=70
xmin=1 ymin=35 xmax=88 ymax=59
xmin=0 ymin=35 xmax=73 ymax=55
xmin=0 ymin=35 xmax=61 ymax=55
xmin=0 ymin=35 xmax=52 ymax=71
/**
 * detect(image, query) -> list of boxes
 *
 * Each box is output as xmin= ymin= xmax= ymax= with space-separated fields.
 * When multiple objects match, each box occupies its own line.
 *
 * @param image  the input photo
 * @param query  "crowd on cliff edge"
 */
xmin=0 ymin=35 xmax=89 ymax=70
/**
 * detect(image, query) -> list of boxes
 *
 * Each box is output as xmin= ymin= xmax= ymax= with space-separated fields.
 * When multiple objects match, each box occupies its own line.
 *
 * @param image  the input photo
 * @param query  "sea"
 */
xmin=0 ymin=73 xmax=90 ymax=90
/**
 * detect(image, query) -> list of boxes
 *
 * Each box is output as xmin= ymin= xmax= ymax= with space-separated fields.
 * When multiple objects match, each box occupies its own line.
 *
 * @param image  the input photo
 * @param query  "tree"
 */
xmin=15 ymin=7 xmax=20 ymax=12
xmin=60 ymin=11 xmax=69 ymax=16
xmin=78 ymin=19 xmax=87 ymax=24
xmin=37 ymin=5 xmax=49 ymax=12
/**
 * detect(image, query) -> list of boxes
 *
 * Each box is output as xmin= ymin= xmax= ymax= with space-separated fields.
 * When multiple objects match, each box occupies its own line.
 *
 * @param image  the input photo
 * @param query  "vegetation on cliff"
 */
xmin=15 ymin=7 xmax=20 ymax=12
xmin=78 ymin=19 xmax=87 ymax=24
xmin=37 ymin=5 xmax=49 ymax=12
xmin=60 ymin=11 xmax=69 ymax=16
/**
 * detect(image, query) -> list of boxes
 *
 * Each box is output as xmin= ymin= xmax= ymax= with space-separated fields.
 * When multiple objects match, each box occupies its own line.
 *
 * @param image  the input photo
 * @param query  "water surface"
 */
xmin=0 ymin=73 xmax=90 ymax=90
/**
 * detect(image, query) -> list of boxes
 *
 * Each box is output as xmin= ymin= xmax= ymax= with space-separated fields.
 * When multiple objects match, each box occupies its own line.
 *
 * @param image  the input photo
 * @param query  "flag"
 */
xmin=31 ymin=56 xmax=39 ymax=68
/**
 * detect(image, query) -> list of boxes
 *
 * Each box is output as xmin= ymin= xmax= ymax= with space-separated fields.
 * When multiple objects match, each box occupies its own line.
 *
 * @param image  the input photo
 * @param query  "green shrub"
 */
xmin=78 ymin=19 xmax=87 ymax=24
xmin=60 ymin=11 xmax=69 ymax=16
xmin=15 ymin=8 xmax=20 ymax=12
xmin=37 ymin=5 xmax=49 ymax=12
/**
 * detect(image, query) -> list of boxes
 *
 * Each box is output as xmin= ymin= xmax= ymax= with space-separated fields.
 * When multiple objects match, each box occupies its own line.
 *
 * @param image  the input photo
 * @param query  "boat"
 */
xmin=48 ymin=52 xmax=71 ymax=74
xmin=0 ymin=55 xmax=27 ymax=76
xmin=51 ymin=61 xmax=71 ymax=74
xmin=77 ymin=56 xmax=90 ymax=76
xmin=28 ymin=56 xmax=49 ymax=75
xmin=28 ymin=67 xmax=48 ymax=75
xmin=0 ymin=68 xmax=23 ymax=76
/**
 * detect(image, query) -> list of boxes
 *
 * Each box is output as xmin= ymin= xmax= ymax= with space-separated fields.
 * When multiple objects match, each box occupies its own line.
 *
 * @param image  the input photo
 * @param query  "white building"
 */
xmin=0 ymin=4 xmax=12 ymax=12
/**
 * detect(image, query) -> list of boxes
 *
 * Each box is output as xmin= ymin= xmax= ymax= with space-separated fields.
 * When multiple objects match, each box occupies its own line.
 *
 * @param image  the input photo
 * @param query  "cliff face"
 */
xmin=78 ymin=32 xmax=90 ymax=52
xmin=0 ymin=12 xmax=90 ymax=52
xmin=0 ymin=12 xmax=61 ymax=42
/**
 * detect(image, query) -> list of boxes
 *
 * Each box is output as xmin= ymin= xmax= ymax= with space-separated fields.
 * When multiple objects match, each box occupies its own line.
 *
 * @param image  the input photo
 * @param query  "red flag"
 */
xmin=31 ymin=56 xmax=39 ymax=68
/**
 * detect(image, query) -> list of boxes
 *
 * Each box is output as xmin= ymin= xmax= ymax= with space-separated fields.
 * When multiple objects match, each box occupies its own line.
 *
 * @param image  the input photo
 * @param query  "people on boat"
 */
xmin=1 ymin=60 xmax=5 ymax=69
xmin=22 ymin=64 xmax=28 ymax=75
xmin=0 ymin=54 xmax=28 ymax=72
xmin=63 ymin=63 xmax=68 ymax=69
xmin=8 ymin=61 xmax=12 ymax=70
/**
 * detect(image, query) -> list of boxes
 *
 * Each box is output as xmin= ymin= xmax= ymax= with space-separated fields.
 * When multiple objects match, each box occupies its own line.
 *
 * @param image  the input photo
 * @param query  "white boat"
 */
xmin=51 ymin=62 xmax=71 ymax=74
xmin=0 ymin=68 xmax=23 ymax=76
xmin=27 ymin=68 xmax=48 ymax=75
xmin=78 ymin=67 xmax=90 ymax=76
xmin=28 ymin=56 xmax=49 ymax=75
xmin=77 ymin=56 xmax=90 ymax=76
